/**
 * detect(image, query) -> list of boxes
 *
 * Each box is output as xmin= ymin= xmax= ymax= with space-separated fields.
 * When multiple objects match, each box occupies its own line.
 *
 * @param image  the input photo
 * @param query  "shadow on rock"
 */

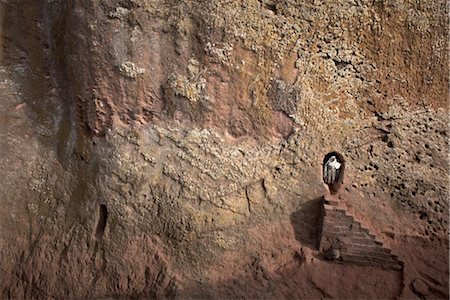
xmin=290 ymin=196 xmax=324 ymax=250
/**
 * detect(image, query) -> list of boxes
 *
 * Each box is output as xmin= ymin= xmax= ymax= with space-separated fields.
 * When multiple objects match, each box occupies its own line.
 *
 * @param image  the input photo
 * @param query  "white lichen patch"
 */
xmin=118 ymin=62 xmax=146 ymax=79
xmin=108 ymin=7 xmax=130 ymax=20
xmin=27 ymin=203 xmax=39 ymax=215
xmin=168 ymin=74 xmax=204 ymax=104
xmin=167 ymin=59 xmax=208 ymax=104
xmin=205 ymin=42 xmax=234 ymax=64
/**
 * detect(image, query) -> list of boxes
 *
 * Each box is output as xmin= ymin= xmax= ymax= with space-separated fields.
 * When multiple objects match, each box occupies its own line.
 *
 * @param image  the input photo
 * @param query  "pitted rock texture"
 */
xmin=0 ymin=0 xmax=448 ymax=299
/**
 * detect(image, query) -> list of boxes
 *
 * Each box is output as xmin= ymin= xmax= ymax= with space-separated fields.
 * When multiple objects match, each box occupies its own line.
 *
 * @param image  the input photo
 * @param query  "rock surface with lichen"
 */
xmin=0 ymin=0 xmax=448 ymax=298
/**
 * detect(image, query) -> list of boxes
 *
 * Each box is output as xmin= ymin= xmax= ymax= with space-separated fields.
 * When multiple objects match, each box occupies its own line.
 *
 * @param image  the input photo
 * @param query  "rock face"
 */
xmin=0 ymin=0 xmax=448 ymax=298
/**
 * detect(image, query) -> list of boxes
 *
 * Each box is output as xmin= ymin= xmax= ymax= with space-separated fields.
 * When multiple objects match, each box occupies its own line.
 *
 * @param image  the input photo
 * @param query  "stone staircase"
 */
xmin=319 ymin=196 xmax=403 ymax=271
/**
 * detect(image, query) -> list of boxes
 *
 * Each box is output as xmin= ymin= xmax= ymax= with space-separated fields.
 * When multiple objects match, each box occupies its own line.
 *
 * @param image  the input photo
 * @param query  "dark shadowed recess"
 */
xmin=290 ymin=197 xmax=323 ymax=250
xmin=95 ymin=204 xmax=108 ymax=240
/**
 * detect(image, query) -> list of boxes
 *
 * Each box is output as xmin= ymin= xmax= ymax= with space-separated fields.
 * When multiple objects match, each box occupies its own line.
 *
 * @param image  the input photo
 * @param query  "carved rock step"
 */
xmin=342 ymin=244 xmax=392 ymax=255
xmin=320 ymin=197 xmax=403 ymax=271
xmin=341 ymin=247 xmax=394 ymax=261
xmin=339 ymin=254 xmax=402 ymax=271
xmin=324 ymin=202 xmax=387 ymax=244
xmin=324 ymin=199 xmax=370 ymax=227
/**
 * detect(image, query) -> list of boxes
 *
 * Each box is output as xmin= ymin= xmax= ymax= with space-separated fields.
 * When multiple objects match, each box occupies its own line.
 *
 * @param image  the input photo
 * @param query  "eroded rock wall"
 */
xmin=0 ymin=0 xmax=448 ymax=298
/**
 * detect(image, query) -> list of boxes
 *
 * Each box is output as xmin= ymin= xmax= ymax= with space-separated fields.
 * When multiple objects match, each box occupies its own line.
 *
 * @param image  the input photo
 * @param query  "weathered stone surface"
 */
xmin=411 ymin=278 xmax=430 ymax=297
xmin=0 ymin=0 xmax=448 ymax=298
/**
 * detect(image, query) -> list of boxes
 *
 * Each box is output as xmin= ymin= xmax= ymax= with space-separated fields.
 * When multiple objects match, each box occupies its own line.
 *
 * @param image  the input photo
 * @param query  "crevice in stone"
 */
xmin=95 ymin=204 xmax=108 ymax=240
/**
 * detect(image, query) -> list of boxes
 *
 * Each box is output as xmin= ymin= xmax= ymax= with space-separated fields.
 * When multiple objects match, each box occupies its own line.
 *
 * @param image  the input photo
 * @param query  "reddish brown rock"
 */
xmin=0 ymin=0 xmax=448 ymax=299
